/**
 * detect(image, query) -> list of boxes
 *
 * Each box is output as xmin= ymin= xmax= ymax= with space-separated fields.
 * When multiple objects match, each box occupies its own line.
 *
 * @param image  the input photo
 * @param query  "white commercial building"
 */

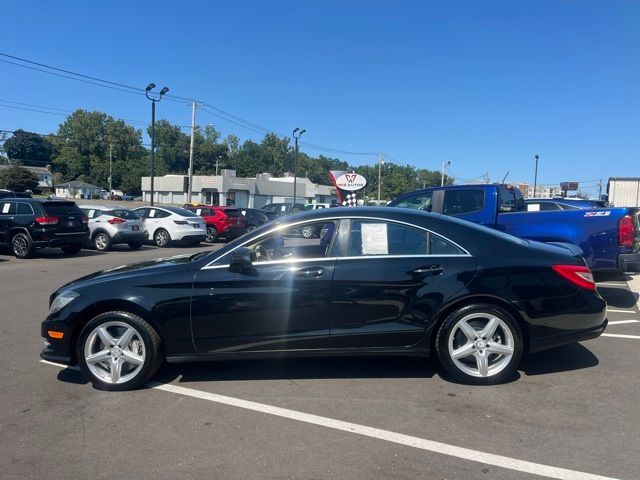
xmin=607 ymin=177 xmax=640 ymax=207
xmin=141 ymin=170 xmax=338 ymax=207
xmin=54 ymin=180 xmax=103 ymax=199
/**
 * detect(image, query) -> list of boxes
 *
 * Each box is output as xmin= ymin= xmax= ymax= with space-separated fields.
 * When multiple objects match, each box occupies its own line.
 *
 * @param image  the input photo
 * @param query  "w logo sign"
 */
xmin=335 ymin=173 xmax=367 ymax=192
xmin=345 ymin=174 xmax=358 ymax=184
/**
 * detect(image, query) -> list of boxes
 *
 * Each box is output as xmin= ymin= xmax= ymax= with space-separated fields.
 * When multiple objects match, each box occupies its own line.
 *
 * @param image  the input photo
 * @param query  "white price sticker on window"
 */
xmin=149 ymin=209 xmax=156 ymax=218
xmin=361 ymin=223 xmax=388 ymax=255
xmin=2 ymin=203 xmax=10 ymax=214
xmin=527 ymin=204 xmax=540 ymax=212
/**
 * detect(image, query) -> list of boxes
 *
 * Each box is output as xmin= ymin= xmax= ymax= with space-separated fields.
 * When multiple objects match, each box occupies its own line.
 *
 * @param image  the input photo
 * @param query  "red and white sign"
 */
xmin=335 ymin=173 xmax=367 ymax=191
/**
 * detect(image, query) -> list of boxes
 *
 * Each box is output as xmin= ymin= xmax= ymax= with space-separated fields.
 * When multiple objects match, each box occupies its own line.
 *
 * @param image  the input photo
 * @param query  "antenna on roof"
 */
xmin=501 ymin=171 xmax=510 ymax=183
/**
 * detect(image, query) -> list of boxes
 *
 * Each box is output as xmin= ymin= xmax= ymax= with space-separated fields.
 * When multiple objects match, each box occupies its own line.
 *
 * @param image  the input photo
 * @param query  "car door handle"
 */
xmin=295 ymin=266 xmax=325 ymax=278
xmin=411 ymin=265 xmax=444 ymax=276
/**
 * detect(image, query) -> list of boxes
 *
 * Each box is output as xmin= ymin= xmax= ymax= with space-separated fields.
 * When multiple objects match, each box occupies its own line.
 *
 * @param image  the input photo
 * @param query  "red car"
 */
xmin=185 ymin=205 xmax=247 ymax=242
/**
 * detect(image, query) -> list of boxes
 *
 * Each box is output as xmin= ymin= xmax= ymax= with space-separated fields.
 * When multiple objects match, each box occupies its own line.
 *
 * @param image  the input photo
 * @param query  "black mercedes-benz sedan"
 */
xmin=41 ymin=207 xmax=607 ymax=390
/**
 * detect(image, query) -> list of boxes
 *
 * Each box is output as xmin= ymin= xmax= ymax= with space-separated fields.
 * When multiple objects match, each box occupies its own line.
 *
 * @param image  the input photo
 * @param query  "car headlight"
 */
xmin=49 ymin=291 xmax=80 ymax=315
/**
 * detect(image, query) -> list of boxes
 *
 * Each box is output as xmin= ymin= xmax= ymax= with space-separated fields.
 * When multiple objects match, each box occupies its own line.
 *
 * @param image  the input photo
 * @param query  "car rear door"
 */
xmin=330 ymin=218 xmax=477 ymax=348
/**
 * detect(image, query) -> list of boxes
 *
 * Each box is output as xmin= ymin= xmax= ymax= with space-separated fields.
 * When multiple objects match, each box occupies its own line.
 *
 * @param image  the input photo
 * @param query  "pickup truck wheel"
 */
xmin=153 ymin=229 xmax=171 ymax=248
xmin=301 ymin=225 xmax=316 ymax=239
xmin=205 ymin=226 xmax=218 ymax=243
xmin=436 ymin=304 xmax=522 ymax=385
xmin=11 ymin=232 xmax=34 ymax=259
xmin=61 ymin=244 xmax=83 ymax=255
xmin=76 ymin=311 xmax=163 ymax=391
xmin=93 ymin=232 xmax=112 ymax=251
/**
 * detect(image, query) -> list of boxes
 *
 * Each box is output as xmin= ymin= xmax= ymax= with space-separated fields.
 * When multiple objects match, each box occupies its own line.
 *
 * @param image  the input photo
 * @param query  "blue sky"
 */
xmin=1 ymin=0 xmax=638 ymax=194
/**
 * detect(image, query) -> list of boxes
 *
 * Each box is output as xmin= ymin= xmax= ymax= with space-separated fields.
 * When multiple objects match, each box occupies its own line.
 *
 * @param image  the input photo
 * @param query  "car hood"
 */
xmin=54 ymin=254 xmax=194 ymax=295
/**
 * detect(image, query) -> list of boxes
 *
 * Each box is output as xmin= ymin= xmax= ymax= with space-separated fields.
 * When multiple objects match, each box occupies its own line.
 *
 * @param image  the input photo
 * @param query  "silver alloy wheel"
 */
xmin=206 ymin=227 xmax=217 ymax=243
xmin=95 ymin=234 xmax=109 ymax=250
xmin=84 ymin=321 xmax=146 ymax=385
xmin=155 ymin=230 xmax=169 ymax=247
xmin=447 ymin=313 xmax=514 ymax=378
xmin=301 ymin=226 xmax=314 ymax=238
xmin=12 ymin=235 xmax=28 ymax=256
xmin=246 ymin=225 xmax=256 ymax=232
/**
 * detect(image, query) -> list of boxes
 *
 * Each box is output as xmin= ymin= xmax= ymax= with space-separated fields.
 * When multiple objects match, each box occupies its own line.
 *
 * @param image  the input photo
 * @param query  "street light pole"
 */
xmin=145 ymin=83 xmax=169 ymax=206
xmin=441 ymin=160 xmax=451 ymax=187
xmin=533 ymin=154 xmax=539 ymax=198
xmin=292 ymin=128 xmax=305 ymax=204
xmin=378 ymin=153 xmax=383 ymax=204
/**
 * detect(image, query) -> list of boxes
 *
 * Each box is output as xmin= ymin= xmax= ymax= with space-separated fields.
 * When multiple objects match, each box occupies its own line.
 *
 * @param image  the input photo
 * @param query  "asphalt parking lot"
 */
xmin=1 ymin=245 xmax=639 ymax=480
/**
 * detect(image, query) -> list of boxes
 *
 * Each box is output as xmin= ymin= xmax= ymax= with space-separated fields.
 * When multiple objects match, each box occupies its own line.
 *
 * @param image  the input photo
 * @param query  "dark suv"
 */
xmin=0 ymin=198 xmax=89 ymax=258
xmin=260 ymin=203 xmax=305 ymax=220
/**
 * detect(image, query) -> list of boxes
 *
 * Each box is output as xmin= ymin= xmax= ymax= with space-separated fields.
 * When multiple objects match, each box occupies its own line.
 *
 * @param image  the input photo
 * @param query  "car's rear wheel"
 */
xmin=61 ymin=244 xmax=82 ymax=255
xmin=93 ymin=232 xmax=112 ymax=251
xmin=436 ymin=304 xmax=522 ymax=385
xmin=153 ymin=229 xmax=171 ymax=247
xmin=11 ymin=232 xmax=34 ymax=259
xmin=76 ymin=311 xmax=162 ymax=391
xmin=128 ymin=242 xmax=143 ymax=250
xmin=205 ymin=226 xmax=218 ymax=243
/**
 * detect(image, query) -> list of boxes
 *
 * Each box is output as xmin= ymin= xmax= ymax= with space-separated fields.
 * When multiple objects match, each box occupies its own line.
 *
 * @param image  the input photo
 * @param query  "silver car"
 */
xmin=79 ymin=205 xmax=148 ymax=251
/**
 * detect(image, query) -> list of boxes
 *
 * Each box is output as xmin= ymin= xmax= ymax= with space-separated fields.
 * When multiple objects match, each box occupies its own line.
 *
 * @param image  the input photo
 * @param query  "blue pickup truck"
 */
xmin=389 ymin=184 xmax=640 ymax=273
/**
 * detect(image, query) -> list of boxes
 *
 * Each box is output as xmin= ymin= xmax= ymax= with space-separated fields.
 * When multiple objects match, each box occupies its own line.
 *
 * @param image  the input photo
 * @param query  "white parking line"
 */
xmin=607 ymin=320 xmax=640 ymax=325
xmin=602 ymin=333 xmax=640 ymax=339
xmin=39 ymin=360 xmax=620 ymax=479
xmin=607 ymin=309 xmax=637 ymax=314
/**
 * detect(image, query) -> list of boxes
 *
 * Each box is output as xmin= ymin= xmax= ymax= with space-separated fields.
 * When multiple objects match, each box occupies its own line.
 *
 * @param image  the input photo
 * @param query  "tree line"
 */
xmin=0 ymin=109 xmax=452 ymax=199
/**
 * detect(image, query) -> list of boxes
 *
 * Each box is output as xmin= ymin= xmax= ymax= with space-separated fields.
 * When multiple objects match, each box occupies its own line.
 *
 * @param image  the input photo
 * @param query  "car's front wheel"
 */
xmin=76 ymin=311 xmax=162 ymax=391
xmin=435 ymin=304 xmax=522 ymax=385
xmin=205 ymin=226 xmax=218 ymax=243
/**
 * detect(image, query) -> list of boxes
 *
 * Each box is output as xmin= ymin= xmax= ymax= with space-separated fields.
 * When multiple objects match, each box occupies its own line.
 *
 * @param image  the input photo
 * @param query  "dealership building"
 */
xmin=141 ymin=170 xmax=339 ymax=208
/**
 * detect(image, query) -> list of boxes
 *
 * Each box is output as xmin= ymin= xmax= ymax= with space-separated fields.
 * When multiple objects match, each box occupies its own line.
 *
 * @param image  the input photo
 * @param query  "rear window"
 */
xmin=163 ymin=206 xmax=199 ymax=217
xmin=42 ymin=202 xmax=83 ymax=216
xmin=110 ymin=209 xmax=140 ymax=220
xmin=394 ymin=191 xmax=433 ymax=211
xmin=225 ymin=209 xmax=242 ymax=217
xmin=443 ymin=190 xmax=485 ymax=215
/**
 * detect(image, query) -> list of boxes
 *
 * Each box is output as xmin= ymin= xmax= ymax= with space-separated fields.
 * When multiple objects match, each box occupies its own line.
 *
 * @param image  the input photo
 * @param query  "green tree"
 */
xmin=0 ymin=164 xmax=39 ymax=191
xmin=148 ymin=120 xmax=190 ymax=175
xmin=3 ymin=129 xmax=53 ymax=164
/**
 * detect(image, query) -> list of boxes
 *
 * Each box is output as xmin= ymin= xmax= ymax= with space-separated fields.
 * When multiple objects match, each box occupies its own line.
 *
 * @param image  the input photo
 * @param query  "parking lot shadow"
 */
xmin=56 ymin=367 xmax=89 ymax=385
xmin=154 ymin=356 xmax=439 ymax=384
xmin=518 ymin=343 xmax=599 ymax=376
xmin=597 ymin=286 xmax=639 ymax=308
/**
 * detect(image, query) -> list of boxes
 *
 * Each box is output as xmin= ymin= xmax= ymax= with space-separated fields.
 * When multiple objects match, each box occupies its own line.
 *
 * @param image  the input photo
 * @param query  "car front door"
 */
xmin=330 ymin=218 xmax=477 ymax=348
xmin=190 ymin=220 xmax=338 ymax=352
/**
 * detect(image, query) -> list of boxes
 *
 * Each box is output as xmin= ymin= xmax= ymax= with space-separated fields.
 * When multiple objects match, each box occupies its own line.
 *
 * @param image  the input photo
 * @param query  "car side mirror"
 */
xmin=229 ymin=247 xmax=254 ymax=273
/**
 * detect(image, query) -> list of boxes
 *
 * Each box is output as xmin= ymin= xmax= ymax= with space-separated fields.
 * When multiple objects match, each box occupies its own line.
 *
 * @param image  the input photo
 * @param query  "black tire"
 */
xmin=435 ymin=303 xmax=523 ymax=385
xmin=11 ymin=232 xmax=34 ymax=259
xmin=128 ymin=242 xmax=143 ymax=250
xmin=153 ymin=228 xmax=171 ymax=248
xmin=93 ymin=232 xmax=112 ymax=251
xmin=205 ymin=226 xmax=218 ymax=243
xmin=61 ymin=243 xmax=83 ymax=255
xmin=76 ymin=311 xmax=163 ymax=391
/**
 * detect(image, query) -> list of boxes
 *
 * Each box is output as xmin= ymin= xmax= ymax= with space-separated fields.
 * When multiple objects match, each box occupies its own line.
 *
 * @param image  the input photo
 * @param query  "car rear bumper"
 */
xmin=528 ymin=318 xmax=607 ymax=353
xmin=178 ymin=234 xmax=206 ymax=243
xmin=33 ymin=231 xmax=88 ymax=248
xmin=617 ymin=251 xmax=640 ymax=273
xmin=111 ymin=230 xmax=148 ymax=244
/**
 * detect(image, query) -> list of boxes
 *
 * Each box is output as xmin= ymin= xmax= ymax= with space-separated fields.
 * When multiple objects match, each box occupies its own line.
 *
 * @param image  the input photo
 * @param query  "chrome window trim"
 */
xmin=16 ymin=202 xmax=35 ymax=215
xmin=202 ymin=216 xmax=470 ymax=270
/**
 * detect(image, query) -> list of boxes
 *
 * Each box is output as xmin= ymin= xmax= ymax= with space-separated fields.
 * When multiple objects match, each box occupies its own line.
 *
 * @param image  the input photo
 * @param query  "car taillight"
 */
xmin=552 ymin=265 xmax=596 ymax=290
xmin=174 ymin=220 xmax=188 ymax=225
xmin=618 ymin=215 xmax=634 ymax=247
xmin=107 ymin=217 xmax=125 ymax=224
xmin=81 ymin=215 xmax=89 ymax=224
xmin=35 ymin=216 xmax=59 ymax=225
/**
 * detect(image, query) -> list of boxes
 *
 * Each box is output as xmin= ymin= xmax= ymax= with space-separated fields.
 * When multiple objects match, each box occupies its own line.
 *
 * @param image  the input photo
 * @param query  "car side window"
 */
xmin=394 ymin=191 xmax=433 ymax=211
xmin=346 ymin=220 xmax=464 ymax=256
xmin=17 ymin=202 xmax=34 ymax=215
xmin=0 ymin=201 xmax=16 ymax=214
xmin=242 ymin=221 xmax=337 ymax=263
xmin=443 ymin=190 xmax=484 ymax=215
xmin=136 ymin=208 xmax=149 ymax=218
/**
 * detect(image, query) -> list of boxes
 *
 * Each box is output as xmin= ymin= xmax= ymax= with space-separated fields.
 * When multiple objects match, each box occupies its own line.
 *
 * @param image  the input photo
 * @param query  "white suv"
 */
xmin=79 ymin=205 xmax=147 ymax=251
xmin=134 ymin=206 xmax=206 ymax=247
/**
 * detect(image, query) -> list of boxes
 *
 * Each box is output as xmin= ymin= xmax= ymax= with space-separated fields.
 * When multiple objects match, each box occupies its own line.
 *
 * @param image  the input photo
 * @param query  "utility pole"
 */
xmin=598 ymin=179 xmax=602 ymax=199
xmin=145 ymin=83 xmax=169 ymax=206
xmin=215 ymin=157 xmax=220 ymax=176
xmin=187 ymin=102 xmax=197 ymax=204
xmin=108 ymin=143 xmax=113 ymax=196
xmin=378 ymin=153 xmax=383 ymax=204
xmin=292 ymin=128 xmax=305 ymax=203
